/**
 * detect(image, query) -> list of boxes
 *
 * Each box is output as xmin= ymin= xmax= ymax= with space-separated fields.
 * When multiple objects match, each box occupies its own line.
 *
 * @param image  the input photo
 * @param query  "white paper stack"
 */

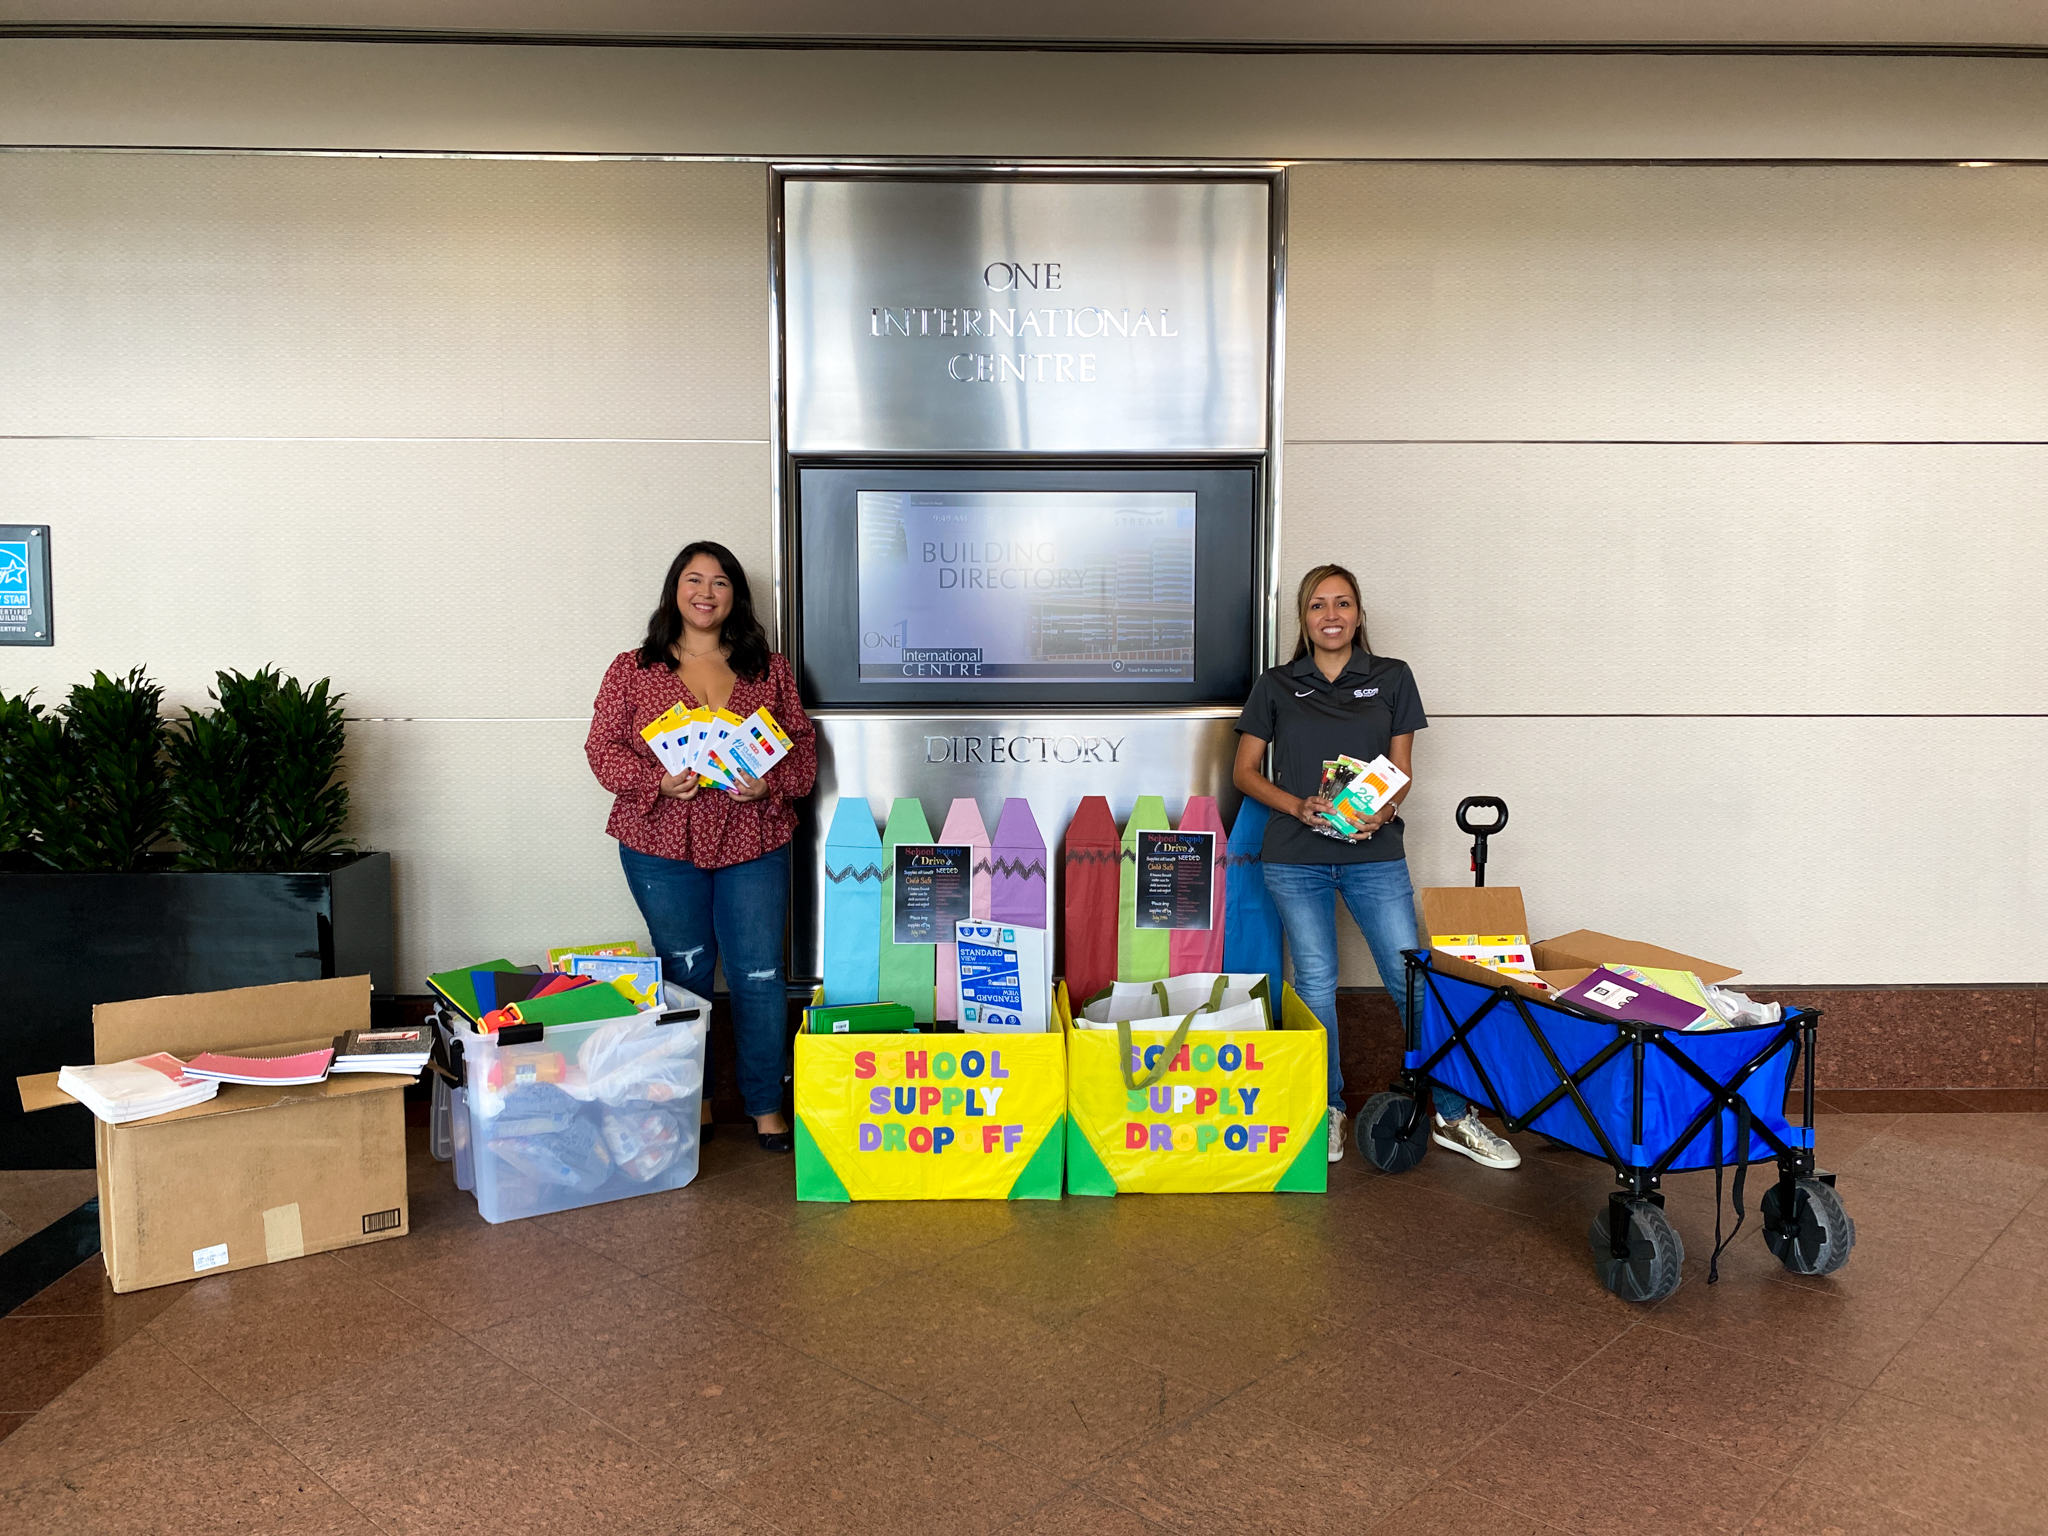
xmin=57 ymin=1053 xmax=219 ymax=1124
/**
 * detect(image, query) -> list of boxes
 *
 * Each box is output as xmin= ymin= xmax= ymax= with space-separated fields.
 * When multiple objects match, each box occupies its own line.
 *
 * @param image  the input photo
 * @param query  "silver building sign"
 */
xmin=783 ymin=178 xmax=1271 ymax=454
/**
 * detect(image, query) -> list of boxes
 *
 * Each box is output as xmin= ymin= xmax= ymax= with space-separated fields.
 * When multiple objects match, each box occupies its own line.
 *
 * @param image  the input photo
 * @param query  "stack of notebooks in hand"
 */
xmin=640 ymin=703 xmax=792 ymax=790
xmin=57 ymin=1053 xmax=219 ymax=1124
xmin=184 ymin=1048 xmax=335 ymax=1086
xmin=330 ymin=1027 xmax=433 ymax=1075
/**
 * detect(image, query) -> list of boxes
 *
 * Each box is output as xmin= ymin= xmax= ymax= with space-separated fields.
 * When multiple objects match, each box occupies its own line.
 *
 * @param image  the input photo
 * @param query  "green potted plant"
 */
xmin=0 ymin=667 xmax=392 ymax=1169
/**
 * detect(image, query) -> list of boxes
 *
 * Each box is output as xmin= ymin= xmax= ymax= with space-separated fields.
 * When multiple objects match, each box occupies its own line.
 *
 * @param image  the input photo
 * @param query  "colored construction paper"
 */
xmin=1063 ymin=796 xmax=1121 ymax=1006
xmin=822 ymin=798 xmax=885 ymax=1006
xmin=1117 ymin=795 xmax=1171 ymax=982
xmin=879 ymin=798 xmax=937 ymax=1023
xmin=1168 ymin=795 xmax=1228 ymax=975
xmin=989 ymin=798 xmax=1052 ymax=999
xmin=934 ymin=798 xmax=992 ymax=1022
xmin=1221 ymin=798 xmax=1284 ymax=1003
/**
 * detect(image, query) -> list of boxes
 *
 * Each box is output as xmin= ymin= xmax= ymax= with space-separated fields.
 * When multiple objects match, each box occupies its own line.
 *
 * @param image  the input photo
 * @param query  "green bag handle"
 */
xmin=1117 ymin=1007 xmax=1205 ymax=1092
xmin=1151 ymin=973 xmax=1228 ymax=1018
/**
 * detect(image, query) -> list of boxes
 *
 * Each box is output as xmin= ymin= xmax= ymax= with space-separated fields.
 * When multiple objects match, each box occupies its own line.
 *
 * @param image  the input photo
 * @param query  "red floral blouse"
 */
xmin=585 ymin=649 xmax=818 ymax=870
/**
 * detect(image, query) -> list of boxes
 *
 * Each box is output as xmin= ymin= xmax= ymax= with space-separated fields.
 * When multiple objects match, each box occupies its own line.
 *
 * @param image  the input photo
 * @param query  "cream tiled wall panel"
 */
xmin=0 ymin=154 xmax=768 ymax=441
xmin=342 ymin=718 xmax=654 ymax=985
xmin=0 ymin=440 xmax=772 ymax=718
xmin=1327 ymin=715 xmax=2047 ymax=988
xmin=1278 ymin=442 xmax=2048 ymax=715
xmin=1288 ymin=164 xmax=2048 ymax=444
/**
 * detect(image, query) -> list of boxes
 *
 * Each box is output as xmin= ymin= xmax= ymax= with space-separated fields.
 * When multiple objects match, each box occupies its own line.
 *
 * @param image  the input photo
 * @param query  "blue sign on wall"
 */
xmin=0 ymin=527 xmax=51 ymax=645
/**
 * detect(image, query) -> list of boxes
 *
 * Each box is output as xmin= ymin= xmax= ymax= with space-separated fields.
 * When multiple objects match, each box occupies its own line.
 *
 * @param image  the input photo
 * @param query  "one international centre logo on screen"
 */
xmin=0 ymin=543 xmax=29 ymax=608
xmin=899 ymin=647 xmax=985 ymax=676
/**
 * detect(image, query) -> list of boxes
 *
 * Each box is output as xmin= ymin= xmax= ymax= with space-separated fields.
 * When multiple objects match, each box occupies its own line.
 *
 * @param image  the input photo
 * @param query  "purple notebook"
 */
xmin=1556 ymin=968 xmax=1711 ymax=1030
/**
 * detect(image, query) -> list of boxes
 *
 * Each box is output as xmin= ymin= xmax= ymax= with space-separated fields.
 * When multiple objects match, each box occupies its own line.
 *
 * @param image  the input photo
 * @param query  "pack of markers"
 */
xmin=639 ymin=703 xmax=792 ymax=789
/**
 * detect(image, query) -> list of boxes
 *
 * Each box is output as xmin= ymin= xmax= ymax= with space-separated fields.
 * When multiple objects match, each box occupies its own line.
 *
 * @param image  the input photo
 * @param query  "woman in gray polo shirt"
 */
xmin=1232 ymin=564 xmax=1520 ymax=1171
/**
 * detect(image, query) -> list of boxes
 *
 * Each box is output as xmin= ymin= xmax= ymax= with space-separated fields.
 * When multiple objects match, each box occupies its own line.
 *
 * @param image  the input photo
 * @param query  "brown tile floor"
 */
xmin=1 ymin=1110 xmax=2044 ymax=1535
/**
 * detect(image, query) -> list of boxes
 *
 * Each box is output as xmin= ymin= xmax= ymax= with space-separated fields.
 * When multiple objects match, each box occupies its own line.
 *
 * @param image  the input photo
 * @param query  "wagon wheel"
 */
xmin=1355 ymin=1091 xmax=1430 ymax=1173
xmin=1588 ymin=1198 xmax=1685 ymax=1303
xmin=1762 ymin=1178 xmax=1856 ymax=1277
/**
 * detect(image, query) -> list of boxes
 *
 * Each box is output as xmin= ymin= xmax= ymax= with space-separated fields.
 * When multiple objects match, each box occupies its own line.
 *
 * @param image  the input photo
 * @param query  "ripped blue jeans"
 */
xmin=618 ymin=841 xmax=790 ymax=1119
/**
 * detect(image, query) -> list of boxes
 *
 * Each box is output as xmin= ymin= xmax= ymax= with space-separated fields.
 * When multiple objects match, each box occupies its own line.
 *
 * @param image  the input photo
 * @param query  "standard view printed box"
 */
xmin=16 ymin=976 xmax=409 ymax=1293
xmin=1418 ymin=887 xmax=1739 ymax=1007
xmin=794 ymin=984 xmax=1068 ymax=1202
xmin=1065 ymin=982 xmax=1329 ymax=1197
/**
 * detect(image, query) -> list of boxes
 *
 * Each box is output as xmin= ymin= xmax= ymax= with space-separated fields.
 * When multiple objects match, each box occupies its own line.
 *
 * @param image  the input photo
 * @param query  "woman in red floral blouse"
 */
xmin=586 ymin=541 xmax=817 ymax=1152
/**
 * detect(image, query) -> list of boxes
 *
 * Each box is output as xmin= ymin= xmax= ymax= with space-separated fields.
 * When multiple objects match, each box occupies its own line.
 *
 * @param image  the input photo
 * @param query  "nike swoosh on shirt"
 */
xmin=1293 ymin=689 xmax=1314 ymax=697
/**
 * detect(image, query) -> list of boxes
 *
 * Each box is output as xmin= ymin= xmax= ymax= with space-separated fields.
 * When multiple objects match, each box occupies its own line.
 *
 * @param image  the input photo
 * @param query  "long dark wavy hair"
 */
xmin=1289 ymin=563 xmax=1372 ymax=661
xmin=637 ymin=541 xmax=774 ymax=681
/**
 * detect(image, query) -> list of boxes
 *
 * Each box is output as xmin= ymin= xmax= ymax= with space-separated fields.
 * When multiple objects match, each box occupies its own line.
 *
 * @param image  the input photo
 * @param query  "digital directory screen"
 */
xmin=855 ymin=490 xmax=1197 ymax=683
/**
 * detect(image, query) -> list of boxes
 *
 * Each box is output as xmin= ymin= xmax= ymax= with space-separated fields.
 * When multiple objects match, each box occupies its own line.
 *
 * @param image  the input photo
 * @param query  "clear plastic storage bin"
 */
xmin=459 ymin=991 xmax=709 ymax=1224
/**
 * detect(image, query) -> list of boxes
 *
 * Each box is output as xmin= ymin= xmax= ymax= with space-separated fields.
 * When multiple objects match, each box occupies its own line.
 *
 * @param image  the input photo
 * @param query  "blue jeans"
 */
xmin=1262 ymin=857 xmax=1469 ymax=1121
xmin=618 ymin=842 xmax=791 ymax=1120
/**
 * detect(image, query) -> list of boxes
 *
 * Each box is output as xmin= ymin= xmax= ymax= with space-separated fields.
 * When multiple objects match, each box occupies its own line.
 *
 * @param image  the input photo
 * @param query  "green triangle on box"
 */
xmin=1006 ymin=1113 xmax=1067 ymax=1200
xmin=1064 ymin=1115 xmax=1119 ymax=1196
xmin=1272 ymin=1117 xmax=1330 ymax=1193
xmin=793 ymin=1115 xmax=851 ymax=1202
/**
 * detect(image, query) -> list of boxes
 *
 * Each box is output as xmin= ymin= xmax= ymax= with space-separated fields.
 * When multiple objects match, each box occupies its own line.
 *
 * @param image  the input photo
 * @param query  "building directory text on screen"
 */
xmin=857 ymin=491 xmax=1197 ymax=683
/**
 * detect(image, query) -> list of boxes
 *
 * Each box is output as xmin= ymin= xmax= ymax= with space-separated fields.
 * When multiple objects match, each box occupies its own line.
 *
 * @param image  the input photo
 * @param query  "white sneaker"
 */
xmin=1328 ymin=1106 xmax=1346 ymax=1163
xmin=1432 ymin=1109 xmax=1521 ymax=1169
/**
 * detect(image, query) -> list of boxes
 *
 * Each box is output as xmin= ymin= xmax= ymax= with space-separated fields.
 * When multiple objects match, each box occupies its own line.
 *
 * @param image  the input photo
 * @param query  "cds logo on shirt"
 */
xmin=1354 ymin=687 xmax=1378 ymax=698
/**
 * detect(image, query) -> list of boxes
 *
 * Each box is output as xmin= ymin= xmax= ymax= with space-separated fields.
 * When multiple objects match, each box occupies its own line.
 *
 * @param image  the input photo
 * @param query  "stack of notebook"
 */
xmin=184 ymin=1048 xmax=336 ymax=1086
xmin=330 ymin=1027 xmax=434 ymax=1075
xmin=57 ymin=1053 xmax=220 ymax=1124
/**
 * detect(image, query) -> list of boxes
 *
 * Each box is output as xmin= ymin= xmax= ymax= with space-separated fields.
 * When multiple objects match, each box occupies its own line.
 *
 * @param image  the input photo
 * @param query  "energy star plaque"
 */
xmin=0 ymin=526 xmax=52 ymax=646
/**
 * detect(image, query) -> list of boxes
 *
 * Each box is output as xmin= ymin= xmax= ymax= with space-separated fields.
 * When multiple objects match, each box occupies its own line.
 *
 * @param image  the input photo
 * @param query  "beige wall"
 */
xmin=1283 ymin=163 xmax=2048 ymax=983
xmin=0 ymin=153 xmax=770 ymax=981
xmin=4 ymin=44 xmax=2043 ymax=987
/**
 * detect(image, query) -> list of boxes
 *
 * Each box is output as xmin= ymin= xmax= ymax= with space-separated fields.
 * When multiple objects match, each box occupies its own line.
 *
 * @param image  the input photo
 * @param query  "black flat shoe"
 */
xmin=757 ymin=1130 xmax=792 ymax=1153
xmin=699 ymin=1121 xmax=715 ymax=1142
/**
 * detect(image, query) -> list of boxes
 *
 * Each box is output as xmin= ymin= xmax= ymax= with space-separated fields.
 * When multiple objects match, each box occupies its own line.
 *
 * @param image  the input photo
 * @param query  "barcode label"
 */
xmin=192 ymin=1242 xmax=230 ymax=1272
xmin=361 ymin=1208 xmax=403 ymax=1234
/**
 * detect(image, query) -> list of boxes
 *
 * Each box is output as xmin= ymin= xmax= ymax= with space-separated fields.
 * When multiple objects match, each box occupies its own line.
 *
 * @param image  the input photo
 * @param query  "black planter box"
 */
xmin=0 ymin=851 xmax=393 ymax=1169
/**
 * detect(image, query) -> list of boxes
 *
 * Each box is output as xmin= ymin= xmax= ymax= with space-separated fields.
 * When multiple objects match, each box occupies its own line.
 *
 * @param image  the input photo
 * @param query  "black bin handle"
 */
xmin=1455 ymin=796 xmax=1509 ymax=887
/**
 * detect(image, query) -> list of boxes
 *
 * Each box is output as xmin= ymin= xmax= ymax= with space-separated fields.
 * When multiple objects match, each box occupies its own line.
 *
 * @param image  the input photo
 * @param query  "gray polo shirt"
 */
xmin=1234 ymin=651 xmax=1427 ymax=865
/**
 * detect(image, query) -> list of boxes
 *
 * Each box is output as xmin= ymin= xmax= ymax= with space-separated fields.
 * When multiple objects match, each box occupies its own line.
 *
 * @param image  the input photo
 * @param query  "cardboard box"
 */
xmin=17 ymin=975 xmax=409 ymax=1292
xmin=1418 ymin=888 xmax=1737 ymax=1007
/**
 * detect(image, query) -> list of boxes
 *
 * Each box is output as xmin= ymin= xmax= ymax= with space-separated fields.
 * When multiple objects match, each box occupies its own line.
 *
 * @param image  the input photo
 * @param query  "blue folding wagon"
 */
xmin=1355 ymin=800 xmax=1856 ymax=1303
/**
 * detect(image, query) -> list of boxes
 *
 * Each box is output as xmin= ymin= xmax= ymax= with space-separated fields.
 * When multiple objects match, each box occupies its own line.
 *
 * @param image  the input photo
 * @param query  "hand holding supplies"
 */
xmin=640 ymin=703 xmax=792 ymax=791
xmin=1316 ymin=753 xmax=1409 ymax=837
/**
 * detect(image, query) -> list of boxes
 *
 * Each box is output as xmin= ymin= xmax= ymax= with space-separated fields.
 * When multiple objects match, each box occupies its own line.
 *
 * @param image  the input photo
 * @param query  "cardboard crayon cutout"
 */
xmin=989 ymin=798 xmax=1052 ymax=998
xmin=1168 ymin=794 xmax=1228 ymax=977
xmin=820 ymin=798 xmax=884 ymax=1006
xmin=1061 ymin=795 xmax=1121 ymax=1006
xmin=1221 ymin=797 xmax=1285 ymax=1004
xmin=878 ymin=797 xmax=938 ymax=1023
xmin=1117 ymin=794 xmax=1171 ymax=983
xmin=934 ymin=798 xmax=992 ymax=1022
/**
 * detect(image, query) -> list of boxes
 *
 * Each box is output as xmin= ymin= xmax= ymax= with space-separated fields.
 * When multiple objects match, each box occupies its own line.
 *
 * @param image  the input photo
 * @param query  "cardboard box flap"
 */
xmin=18 ymin=1052 xmax=408 ymax=1123
xmin=1419 ymin=887 xmax=1532 ymax=948
xmin=1533 ymin=930 xmax=1741 ymax=985
xmin=94 ymin=975 xmax=371 ymax=1064
xmin=16 ymin=1071 xmax=70 ymax=1114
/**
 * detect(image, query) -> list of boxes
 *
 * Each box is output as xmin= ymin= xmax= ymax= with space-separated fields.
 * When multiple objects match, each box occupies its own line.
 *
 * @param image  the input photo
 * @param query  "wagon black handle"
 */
xmin=1456 ymin=797 xmax=1508 ymax=836
xmin=1455 ymin=796 xmax=1508 ymax=887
